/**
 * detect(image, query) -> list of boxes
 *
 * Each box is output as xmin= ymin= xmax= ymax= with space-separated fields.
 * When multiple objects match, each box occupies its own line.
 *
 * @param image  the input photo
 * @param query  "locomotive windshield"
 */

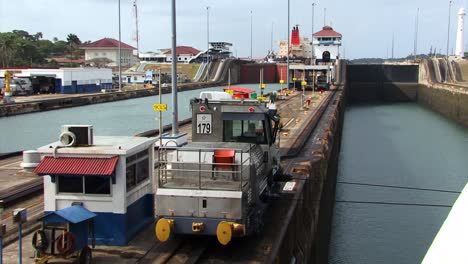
xmin=223 ymin=119 xmax=267 ymax=144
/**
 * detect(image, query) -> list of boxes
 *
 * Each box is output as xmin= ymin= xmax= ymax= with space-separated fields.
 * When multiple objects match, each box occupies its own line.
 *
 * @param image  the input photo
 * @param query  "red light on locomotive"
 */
xmin=200 ymin=106 xmax=206 ymax=112
xmin=248 ymin=107 xmax=254 ymax=113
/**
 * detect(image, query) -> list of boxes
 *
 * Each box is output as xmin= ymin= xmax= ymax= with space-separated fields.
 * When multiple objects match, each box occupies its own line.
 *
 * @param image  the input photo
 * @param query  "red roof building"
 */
xmin=80 ymin=38 xmax=136 ymax=50
xmin=313 ymin=26 xmax=342 ymax=37
xmin=80 ymin=38 xmax=137 ymax=67
xmin=312 ymin=26 xmax=342 ymax=62
xmin=162 ymin=46 xmax=200 ymax=55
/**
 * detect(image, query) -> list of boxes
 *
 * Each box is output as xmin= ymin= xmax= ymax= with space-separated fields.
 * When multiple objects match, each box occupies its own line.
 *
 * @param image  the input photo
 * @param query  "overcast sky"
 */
xmin=0 ymin=0 xmax=467 ymax=59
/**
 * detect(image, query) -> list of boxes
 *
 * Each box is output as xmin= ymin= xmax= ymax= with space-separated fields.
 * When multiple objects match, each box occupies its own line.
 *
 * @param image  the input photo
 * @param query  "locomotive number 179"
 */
xmin=196 ymin=114 xmax=212 ymax=134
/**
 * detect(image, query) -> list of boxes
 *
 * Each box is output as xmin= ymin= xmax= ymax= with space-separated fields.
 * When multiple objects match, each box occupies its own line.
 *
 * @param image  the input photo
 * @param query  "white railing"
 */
xmin=157 ymin=146 xmax=252 ymax=191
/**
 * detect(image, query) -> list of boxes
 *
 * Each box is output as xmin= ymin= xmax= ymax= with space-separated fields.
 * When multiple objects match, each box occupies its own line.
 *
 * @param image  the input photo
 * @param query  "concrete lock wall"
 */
xmin=420 ymin=60 xmax=468 ymax=127
xmin=347 ymin=64 xmax=419 ymax=102
xmin=268 ymin=89 xmax=345 ymax=263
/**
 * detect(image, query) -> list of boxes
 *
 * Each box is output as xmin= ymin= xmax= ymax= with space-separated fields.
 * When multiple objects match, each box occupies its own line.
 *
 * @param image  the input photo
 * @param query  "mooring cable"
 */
xmin=337 ymin=181 xmax=461 ymax=194
xmin=334 ymin=200 xmax=453 ymax=208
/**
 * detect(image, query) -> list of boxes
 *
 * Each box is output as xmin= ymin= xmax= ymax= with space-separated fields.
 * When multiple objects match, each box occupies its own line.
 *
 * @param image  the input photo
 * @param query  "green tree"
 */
xmin=66 ymin=33 xmax=81 ymax=61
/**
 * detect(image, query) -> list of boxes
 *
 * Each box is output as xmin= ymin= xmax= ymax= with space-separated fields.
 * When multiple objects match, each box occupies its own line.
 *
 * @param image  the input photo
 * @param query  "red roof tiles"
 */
xmin=313 ymin=26 xmax=342 ymax=37
xmin=162 ymin=46 xmax=201 ymax=55
xmin=34 ymin=156 xmax=119 ymax=176
xmin=80 ymin=38 xmax=136 ymax=50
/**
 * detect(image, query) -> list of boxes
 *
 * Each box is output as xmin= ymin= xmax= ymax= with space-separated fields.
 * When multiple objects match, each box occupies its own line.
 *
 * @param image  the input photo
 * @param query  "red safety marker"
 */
xmin=248 ymin=107 xmax=255 ymax=113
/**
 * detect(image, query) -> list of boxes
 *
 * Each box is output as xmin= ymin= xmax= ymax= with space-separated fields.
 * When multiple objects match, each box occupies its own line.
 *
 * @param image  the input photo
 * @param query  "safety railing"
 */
xmin=157 ymin=146 xmax=253 ymax=191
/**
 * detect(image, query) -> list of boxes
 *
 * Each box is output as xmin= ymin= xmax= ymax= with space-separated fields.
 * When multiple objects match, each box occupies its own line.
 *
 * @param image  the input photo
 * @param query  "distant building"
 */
xmin=0 ymin=67 xmax=112 ymax=94
xmin=163 ymin=46 xmax=201 ymax=63
xmin=312 ymin=26 xmax=342 ymax=63
xmin=139 ymin=46 xmax=201 ymax=64
xmin=80 ymin=38 xmax=138 ymax=67
xmin=139 ymin=51 xmax=167 ymax=63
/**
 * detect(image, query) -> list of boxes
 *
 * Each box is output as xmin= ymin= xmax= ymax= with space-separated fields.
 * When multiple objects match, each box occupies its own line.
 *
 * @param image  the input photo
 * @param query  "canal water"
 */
xmin=0 ymin=83 xmax=283 ymax=153
xmin=328 ymin=103 xmax=468 ymax=263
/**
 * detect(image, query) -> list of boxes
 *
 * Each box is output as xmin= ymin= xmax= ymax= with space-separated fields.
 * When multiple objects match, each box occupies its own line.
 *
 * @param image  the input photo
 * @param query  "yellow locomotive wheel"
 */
xmin=216 ymin=221 xmax=233 ymax=245
xmin=155 ymin=218 xmax=172 ymax=242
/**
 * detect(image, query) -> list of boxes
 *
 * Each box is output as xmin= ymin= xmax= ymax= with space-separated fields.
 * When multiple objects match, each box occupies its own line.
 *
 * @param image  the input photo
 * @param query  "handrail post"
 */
xmin=199 ymin=149 xmax=202 ymax=190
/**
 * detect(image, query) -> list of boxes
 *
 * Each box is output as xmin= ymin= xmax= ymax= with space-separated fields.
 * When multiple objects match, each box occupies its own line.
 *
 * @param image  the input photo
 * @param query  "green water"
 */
xmin=328 ymin=103 xmax=468 ymax=263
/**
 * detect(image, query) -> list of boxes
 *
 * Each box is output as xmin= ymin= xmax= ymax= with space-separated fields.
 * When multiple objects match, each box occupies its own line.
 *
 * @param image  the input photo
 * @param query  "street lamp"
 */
xmin=118 ymin=0 xmax=122 ymax=92
xmin=206 ymin=6 xmax=210 ymax=62
xmin=250 ymin=10 xmax=253 ymax=59
xmin=446 ymin=0 xmax=452 ymax=83
xmin=414 ymin=8 xmax=419 ymax=61
xmin=312 ymin=3 xmax=316 ymax=61
xmin=171 ymin=0 xmax=178 ymax=135
xmin=287 ymin=0 xmax=290 ymax=90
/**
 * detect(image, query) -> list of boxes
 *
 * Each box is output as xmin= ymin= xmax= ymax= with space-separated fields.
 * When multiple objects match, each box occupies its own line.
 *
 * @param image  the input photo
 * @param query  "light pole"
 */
xmin=171 ymin=0 xmax=178 ymax=135
xmin=287 ymin=0 xmax=290 ymax=90
xmin=271 ymin=22 xmax=274 ymax=52
xmin=311 ymin=3 xmax=316 ymax=60
xmin=250 ymin=10 xmax=253 ymax=59
xmin=446 ymin=0 xmax=452 ymax=82
xmin=206 ymin=6 xmax=210 ymax=63
xmin=118 ymin=0 xmax=122 ymax=92
xmin=414 ymin=8 xmax=419 ymax=60
xmin=324 ymin=7 xmax=326 ymax=26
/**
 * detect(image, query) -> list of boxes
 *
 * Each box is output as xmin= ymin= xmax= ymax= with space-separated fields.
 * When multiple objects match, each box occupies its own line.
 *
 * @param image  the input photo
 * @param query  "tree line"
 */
xmin=0 ymin=30 xmax=87 ymax=67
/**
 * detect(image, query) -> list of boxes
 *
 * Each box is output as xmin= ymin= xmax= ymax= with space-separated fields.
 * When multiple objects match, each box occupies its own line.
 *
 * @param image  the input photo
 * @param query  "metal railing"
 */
xmin=157 ymin=146 xmax=253 ymax=191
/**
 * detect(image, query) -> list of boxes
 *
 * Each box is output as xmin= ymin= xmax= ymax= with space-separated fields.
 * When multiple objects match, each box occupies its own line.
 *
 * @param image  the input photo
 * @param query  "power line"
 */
xmin=337 ymin=181 xmax=461 ymax=194
xmin=335 ymin=200 xmax=453 ymax=208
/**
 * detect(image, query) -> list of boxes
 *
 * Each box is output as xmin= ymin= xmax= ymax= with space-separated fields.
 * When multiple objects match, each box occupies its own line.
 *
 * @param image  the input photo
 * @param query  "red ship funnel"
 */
xmin=291 ymin=26 xmax=300 ymax=46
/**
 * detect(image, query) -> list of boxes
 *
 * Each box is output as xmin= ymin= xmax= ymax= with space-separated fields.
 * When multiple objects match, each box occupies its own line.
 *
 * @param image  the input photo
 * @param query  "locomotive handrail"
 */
xmin=157 ymin=146 xmax=253 ymax=191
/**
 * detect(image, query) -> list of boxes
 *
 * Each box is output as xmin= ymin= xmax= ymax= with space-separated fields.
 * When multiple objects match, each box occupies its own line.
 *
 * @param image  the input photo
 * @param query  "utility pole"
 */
xmin=206 ymin=6 xmax=210 ymax=62
xmin=414 ymin=8 xmax=419 ymax=60
xmin=312 ymin=2 xmax=316 ymax=60
xmin=118 ymin=0 xmax=122 ymax=92
xmin=324 ymin=8 xmax=326 ymax=26
xmin=171 ymin=0 xmax=178 ymax=134
xmin=446 ymin=0 xmax=452 ymax=82
xmin=250 ymin=10 xmax=253 ymax=59
xmin=287 ymin=0 xmax=290 ymax=90
xmin=392 ymin=33 xmax=395 ymax=59
xmin=133 ymin=0 xmax=140 ymax=57
xmin=271 ymin=22 xmax=274 ymax=52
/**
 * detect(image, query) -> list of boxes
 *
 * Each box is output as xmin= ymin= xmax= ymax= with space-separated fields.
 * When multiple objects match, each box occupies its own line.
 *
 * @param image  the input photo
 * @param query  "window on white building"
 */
xmin=57 ymin=175 xmax=111 ymax=195
xmin=126 ymin=150 xmax=149 ymax=191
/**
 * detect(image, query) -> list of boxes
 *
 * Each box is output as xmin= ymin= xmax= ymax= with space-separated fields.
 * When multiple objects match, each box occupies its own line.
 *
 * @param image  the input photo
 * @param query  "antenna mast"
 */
xmin=133 ymin=0 xmax=140 ymax=57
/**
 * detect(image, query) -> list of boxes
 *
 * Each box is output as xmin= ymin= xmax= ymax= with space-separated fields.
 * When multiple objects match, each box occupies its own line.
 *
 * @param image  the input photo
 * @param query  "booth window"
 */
xmin=126 ymin=150 xmax=150 ymax=191
xmin=57 ymin=175 xmax=111 ymax=195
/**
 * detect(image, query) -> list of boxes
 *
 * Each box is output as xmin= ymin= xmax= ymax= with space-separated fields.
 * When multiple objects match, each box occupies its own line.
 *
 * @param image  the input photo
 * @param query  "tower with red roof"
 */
xmin=312 ymin=26 xmax=342 ymax=63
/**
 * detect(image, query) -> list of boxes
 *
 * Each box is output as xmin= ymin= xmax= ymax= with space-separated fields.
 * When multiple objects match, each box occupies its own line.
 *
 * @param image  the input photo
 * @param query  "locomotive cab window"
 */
xmin=223 ymin=114 xmax=267 ymax=144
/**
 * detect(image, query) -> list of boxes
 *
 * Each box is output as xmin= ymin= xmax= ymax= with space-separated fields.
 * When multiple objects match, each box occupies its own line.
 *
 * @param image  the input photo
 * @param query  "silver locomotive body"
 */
xmin=155 ymin=97 xmax=280 ymax=245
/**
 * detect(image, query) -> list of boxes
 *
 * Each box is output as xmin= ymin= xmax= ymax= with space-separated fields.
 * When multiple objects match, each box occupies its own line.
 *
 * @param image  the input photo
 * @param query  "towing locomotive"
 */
xmin=155 ymin=92 xmax=281 ymax=245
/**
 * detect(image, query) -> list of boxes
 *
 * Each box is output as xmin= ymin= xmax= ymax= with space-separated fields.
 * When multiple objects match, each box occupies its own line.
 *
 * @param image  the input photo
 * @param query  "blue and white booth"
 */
xmin=34 ymin=125 xmax=156 ymax=246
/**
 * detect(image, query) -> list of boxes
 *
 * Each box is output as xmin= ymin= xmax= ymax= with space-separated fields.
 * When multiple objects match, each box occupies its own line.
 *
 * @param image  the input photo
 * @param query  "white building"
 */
xmin=139 ymin=51 xmax=167 ymax=63
xmin=312 ymin=26 xmax=342 ymax=62
xmin=34 ymin=126 xmax=157 ymax=246
xmin=139 ymin=46 xmax=201 ymax=64
xmin=81 ymin=38 xmax=138 ymax=67
xmin=0 ymin=68 xmax=112 ymax=94
xmin=278 ymin=38 xmax=312 ymax=58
